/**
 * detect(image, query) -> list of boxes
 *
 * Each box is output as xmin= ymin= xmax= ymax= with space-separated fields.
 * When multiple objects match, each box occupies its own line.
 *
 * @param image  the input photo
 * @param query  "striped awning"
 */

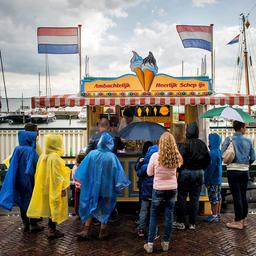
xmin=31 ymin=93 xmax=256 ymax=108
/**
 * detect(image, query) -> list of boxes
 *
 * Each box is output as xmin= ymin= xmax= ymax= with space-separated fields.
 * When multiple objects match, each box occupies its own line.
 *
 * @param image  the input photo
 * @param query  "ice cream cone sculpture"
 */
xmin=142 ymin=52 xmax=158 ymax=92
xmin=134 ymin=67 xmax=145 ymax=89
xmin=130 ymin=51 xmax=145 ymax=90
xmin=130 ymin=51 xmax=158 ymax=92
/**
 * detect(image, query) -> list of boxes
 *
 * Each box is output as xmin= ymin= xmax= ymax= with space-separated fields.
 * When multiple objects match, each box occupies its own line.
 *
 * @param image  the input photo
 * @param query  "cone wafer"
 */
xmin=134 ymin=67 xmax=145 ymax=90
xmin=144 ymin=69 xmax=155 ymax=91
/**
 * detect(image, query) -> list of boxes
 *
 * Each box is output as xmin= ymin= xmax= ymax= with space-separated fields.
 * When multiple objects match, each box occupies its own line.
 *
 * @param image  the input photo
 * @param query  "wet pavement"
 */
xmin=0 ymin=209 xmax=256 ymax=256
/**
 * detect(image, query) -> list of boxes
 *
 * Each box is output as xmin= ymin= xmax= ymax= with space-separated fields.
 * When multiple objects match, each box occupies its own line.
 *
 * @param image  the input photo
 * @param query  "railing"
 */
xmin=210 ymin=127 xmax=256 ymax=146
xmin=0 ymin=128 xmax=87 ymax=162
xmin=0 ymin=126 xmax=256 ymax=163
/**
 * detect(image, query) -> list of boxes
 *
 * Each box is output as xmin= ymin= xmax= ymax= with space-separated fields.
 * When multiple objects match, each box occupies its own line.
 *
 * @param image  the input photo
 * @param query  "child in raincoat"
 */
xmin=27 ymin=134 xmax=70 ymax=239
xmin=204 ymin=133 xmax=222 ymax=223
xmin=74 ymin=132 xmax=130 ymax=240
xmin=0 ymin=130 xmax=43 ymax=232
xmin=71 ymin=150 xmax=87 ymax=217
xmin=3 ymin=123 xmax=42 ymax=168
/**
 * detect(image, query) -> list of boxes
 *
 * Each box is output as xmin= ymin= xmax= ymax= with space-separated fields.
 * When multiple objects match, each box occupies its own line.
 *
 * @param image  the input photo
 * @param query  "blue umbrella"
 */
xmin=119 ymin=121 xmax=167 ymax=141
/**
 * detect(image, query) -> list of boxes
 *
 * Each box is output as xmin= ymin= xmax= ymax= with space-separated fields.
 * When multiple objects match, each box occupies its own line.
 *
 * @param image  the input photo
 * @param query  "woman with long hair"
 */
xmin=144 ymin=132 xmax=183 ymax=253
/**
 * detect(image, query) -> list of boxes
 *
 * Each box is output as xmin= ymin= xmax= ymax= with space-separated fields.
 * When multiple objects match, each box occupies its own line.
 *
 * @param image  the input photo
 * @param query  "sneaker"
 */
xmin=144 ymin=243 xmax=153 ymax=253
xmin=30 ymin=224 xmax=45 ymax=233
xmin=204 ymin=215 xmax=220 ymax=223
xmin=161 ymin=241 xmax=169 ymax=252
xmin=137 ymin=229 xmax=145 ymax=237
xmin=77 ymin=225 xmax=91 ymax=239
xmin=173 ymin=222 xmax=185 ymax=230
xmin=226 ymin=221 xmax=243 ymax=230
xmin=48 ymin=228 xmax=64 ymax=239
xmin=99 ymin=227 xmax=110 ymax=240
xmin=189 ymin=224 xmax=196 ymax=230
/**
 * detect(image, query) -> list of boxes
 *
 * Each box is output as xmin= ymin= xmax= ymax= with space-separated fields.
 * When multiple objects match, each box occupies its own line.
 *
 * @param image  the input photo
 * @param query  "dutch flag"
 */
xmin=176 ymin=25 xmax=213 ymax=52
xmin=227 ymin=34 xmax=240 ymax=45
xmin=37 ymin=27 xmax=79 ymax=54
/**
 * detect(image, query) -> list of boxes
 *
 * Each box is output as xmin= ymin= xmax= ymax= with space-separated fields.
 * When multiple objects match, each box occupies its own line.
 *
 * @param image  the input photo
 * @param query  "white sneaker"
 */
xmin=173 ymin=222 xmax=185 ymax=230
xmin=189 ymin=224 xmax=196 ymax=230
xmin=161 ymin=241 xmax=169 ymax=252
xmin=144 ymin=243 xmax=153 ymax=253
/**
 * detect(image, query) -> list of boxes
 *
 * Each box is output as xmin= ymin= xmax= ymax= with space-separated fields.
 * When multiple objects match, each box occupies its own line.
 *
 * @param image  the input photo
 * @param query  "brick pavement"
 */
xmin=0 ymin=211 xmax=256 ymax=256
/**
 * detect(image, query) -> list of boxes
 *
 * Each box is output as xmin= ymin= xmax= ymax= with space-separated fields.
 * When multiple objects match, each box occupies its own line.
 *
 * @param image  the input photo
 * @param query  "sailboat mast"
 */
xmin=0 ymin=50 xmax=9 ymax=113
xmin=241 ymin=14 xmax=250 ymax=95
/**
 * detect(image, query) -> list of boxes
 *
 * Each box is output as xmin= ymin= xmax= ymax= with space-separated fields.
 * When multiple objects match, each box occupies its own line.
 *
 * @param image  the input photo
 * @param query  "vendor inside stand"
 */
xmin=118 ymin=107 xmax=141 ymax=132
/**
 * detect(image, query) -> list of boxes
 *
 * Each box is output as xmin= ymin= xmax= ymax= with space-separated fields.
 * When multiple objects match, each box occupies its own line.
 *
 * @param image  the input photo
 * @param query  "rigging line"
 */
xmin=246 ymin=28 xmax=256 ymax=94
xmin=247 ymin=2 xmax=256 ymax=16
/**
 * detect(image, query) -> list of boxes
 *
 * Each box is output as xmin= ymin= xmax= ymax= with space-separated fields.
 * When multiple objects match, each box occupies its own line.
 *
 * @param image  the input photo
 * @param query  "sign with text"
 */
xmin=81 ymin=74 xmax=211 ymax=95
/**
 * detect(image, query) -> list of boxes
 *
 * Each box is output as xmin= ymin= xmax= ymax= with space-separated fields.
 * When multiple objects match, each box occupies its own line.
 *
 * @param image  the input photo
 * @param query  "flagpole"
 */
xmin=78 ymin=24 xmax=82 ymax=94
xmin=0 ymin=50 xmax=9 ymax=113
xmin=210 ymin=24 xmax=214 ymax=92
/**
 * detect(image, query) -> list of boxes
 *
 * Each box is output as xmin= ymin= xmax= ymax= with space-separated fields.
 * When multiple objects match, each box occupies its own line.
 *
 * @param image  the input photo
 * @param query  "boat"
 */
xmin=6 ymin=106 xmax=31 ymax=125
xmin=30 ymin=108 xmax=56 ymax=123
xmin=78 ymin=107 xmax=87 ymax=122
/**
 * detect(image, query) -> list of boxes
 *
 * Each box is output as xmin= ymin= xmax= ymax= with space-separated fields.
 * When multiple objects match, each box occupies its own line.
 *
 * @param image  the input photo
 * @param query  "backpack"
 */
xmin=222 ymin=137 xmax=235 ymax=165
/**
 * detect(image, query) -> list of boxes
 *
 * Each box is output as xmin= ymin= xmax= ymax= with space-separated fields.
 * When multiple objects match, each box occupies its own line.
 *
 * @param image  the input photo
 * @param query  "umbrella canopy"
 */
xmin=200 ymin=107 xmax=256 ymax=123
xmin=119 ymin=121 xmax=167 ymax=141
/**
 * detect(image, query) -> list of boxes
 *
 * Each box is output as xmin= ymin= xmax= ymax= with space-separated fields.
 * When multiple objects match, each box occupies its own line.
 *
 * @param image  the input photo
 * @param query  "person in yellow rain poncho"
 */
xmin=27 ymin=134 xmax=70 ymax=239
xmin=3 ymin=123 xmax=42 ymax=168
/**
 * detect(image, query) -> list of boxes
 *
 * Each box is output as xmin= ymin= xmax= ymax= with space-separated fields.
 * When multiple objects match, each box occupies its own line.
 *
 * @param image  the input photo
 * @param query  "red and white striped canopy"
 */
xmin=31 ymin=93 xmax=256 ymax=108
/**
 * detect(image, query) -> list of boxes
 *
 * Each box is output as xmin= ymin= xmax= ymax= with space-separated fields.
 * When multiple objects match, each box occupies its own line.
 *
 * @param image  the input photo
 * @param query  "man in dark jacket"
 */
xmin=86 ymin=118 xmax=124 ymax=154
xmin=174 ymin=122 xmax=210 ymax=230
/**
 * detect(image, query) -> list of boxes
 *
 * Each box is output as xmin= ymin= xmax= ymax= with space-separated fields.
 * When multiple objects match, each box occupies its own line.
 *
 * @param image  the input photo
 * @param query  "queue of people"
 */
xmin=0 ymin=117 xmax=255 ymax=254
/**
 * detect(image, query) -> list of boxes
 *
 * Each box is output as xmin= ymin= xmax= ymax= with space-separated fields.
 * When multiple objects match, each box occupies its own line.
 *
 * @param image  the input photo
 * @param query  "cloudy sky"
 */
xmin=0 ymin=0 xmax=256 ymax=97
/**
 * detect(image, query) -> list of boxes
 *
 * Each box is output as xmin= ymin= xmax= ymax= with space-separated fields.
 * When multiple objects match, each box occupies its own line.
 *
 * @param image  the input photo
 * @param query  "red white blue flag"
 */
xmin=176 ymin=25 xmax=212 ymax=52
xmin=37 ymin=27 xmax=79 ymax=54
xmin=227 ymin=34 xmax=240 ymax=45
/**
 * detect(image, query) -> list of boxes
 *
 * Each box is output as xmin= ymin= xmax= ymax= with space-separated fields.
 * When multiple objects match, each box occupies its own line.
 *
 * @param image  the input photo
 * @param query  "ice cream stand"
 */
xmin=31 ymin=52 xmax=256 ymax=214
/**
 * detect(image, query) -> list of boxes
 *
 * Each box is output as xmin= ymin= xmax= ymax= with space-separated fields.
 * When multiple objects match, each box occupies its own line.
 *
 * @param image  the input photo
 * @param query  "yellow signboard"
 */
xmin=83 ymin=75 xmax=144 ymax=93
xmin=81 ymin=74 xmax=211 ymax=96
xmin=150 ymin=75 xmax=209 ymax=92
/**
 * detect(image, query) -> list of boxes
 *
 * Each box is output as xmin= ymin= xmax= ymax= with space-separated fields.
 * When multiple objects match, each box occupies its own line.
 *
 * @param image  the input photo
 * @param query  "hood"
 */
xmin=18 ymin=130 xmax=37 ymax=148
xmin=186 ymin=122 xmax=199 ymax=139
xmin=144 ymin=145 xmax=159 ymax=163
xmin=209 ymin=133 xmax=221 ymax=150
xmin=45 ymin=134 xmax=64 ymax=156
xmin=97 ymin=132 xmax=114 ymax=152
xmin=142 ymin=141 xmax=154 ymax=157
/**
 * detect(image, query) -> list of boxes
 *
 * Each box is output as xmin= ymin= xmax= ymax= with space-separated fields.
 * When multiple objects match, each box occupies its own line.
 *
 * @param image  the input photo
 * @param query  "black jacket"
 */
xmin=182 ymin=122 xmax=210 ymax=170
xmin=86 ymin=131 xmax=124 ymax=154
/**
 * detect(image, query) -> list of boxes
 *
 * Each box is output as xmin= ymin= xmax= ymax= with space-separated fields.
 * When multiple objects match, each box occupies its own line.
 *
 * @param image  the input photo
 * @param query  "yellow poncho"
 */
xmin=27 ymin=135 xmax=70 ymax=224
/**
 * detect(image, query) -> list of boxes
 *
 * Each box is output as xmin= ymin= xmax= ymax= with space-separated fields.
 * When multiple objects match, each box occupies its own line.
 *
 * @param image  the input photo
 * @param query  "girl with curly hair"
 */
xmin=144 ymin=132 xmax=183 ymax=253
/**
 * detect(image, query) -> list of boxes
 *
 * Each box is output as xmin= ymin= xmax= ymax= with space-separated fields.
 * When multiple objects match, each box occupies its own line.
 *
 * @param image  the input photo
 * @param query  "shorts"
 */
xmin=207 ymin=185 xmax=221 ymax=204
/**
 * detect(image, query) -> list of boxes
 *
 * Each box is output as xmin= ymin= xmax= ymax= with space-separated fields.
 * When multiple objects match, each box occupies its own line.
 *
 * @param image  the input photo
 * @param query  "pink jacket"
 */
xmin=147 ymin=152 xmax=177 ymax=190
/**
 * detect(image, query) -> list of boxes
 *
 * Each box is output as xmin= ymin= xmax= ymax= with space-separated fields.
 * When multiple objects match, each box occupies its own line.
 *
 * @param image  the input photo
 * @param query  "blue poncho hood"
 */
xmin=209 ymin=133 xmax=221 ymax=150
xmin=97 ymin=132 xmax=114 ymax=152
xmin=74 ymin=133 xmax=130 ymax=224
xmin=18 ymin=130 xmax=37 ymax=148
xmin=205 ymin=133 xmax=222 ymax=185
xmin=0 ymin=131 xmax=38 ymax=211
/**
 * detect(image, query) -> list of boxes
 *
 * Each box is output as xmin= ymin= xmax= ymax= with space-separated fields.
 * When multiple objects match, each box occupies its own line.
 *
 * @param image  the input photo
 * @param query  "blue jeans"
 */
xmin=138 ymin=200 xmax=150 ymax=230
xmin=176 ymin=169 xmax=204 ymax=225
xmin=148 ymin=189 xmax=176 ymax=243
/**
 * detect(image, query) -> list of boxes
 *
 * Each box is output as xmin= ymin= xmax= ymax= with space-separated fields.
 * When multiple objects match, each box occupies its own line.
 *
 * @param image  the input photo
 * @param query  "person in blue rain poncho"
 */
xmin=74 ymin=132 xmax=130 ymax=240
xmin=0 ymin=130 xmax=43 ymax=232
